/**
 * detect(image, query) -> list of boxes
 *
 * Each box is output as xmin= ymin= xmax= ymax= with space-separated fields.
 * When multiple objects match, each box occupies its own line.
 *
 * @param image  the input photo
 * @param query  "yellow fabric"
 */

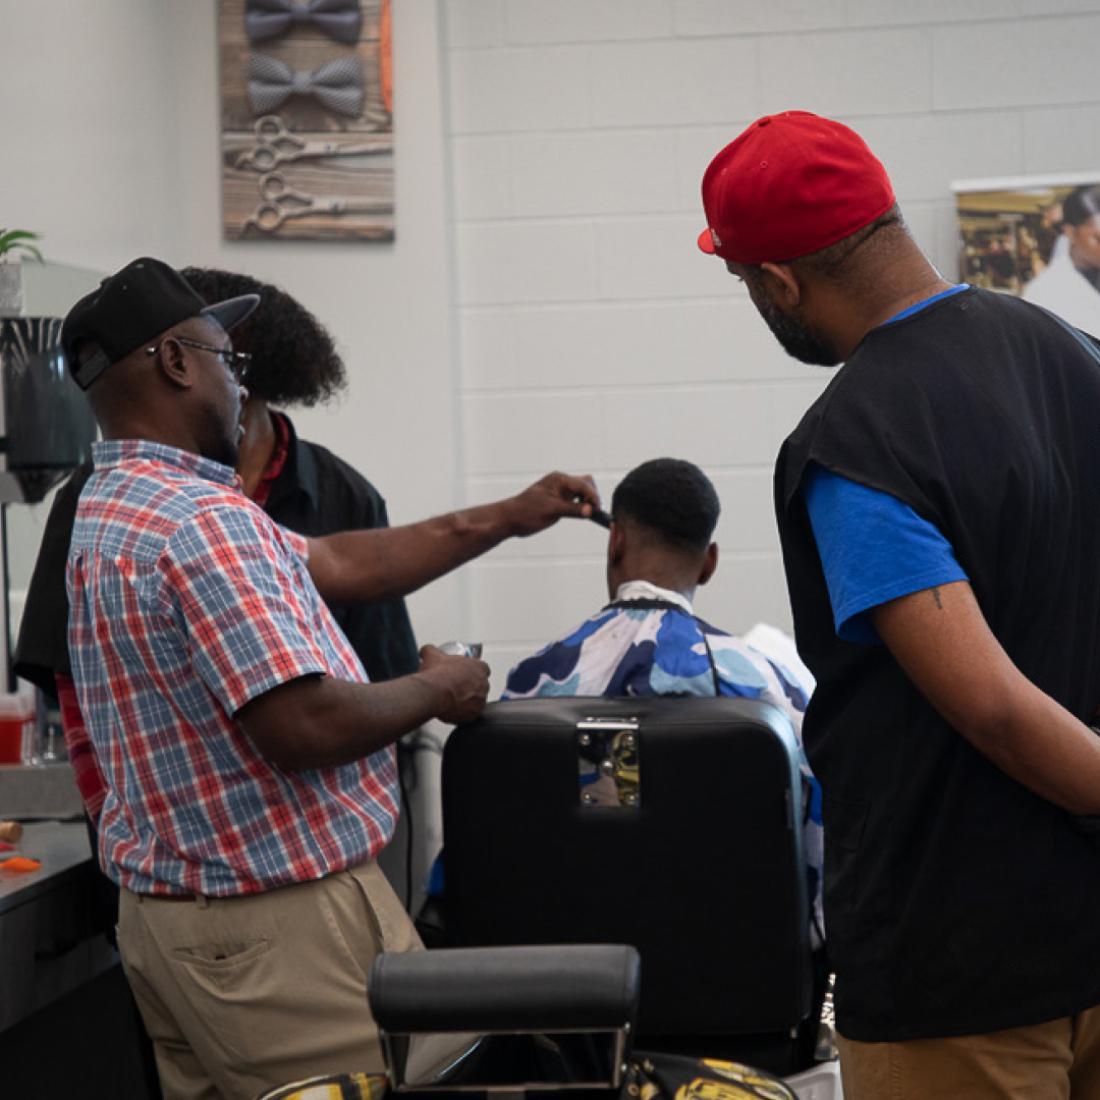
xmin=256 ymin=1070 xmax=388 ymax=1100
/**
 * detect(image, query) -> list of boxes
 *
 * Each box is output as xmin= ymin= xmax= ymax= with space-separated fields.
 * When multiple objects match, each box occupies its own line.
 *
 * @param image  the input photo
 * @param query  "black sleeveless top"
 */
xmin=775 ymin=287 xmax=1100 ymax=1041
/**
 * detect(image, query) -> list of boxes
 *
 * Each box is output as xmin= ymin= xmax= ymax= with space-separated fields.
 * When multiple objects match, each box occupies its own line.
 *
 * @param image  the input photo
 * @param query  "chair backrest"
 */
xmin=442 ymin=696 xmax=812 ymax=1043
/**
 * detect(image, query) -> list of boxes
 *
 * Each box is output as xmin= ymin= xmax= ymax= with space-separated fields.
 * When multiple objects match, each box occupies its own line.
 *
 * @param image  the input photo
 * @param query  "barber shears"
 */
xmin=235 ymin=115 xmax=387 ymax=172
xmin=244 ymin=172 xmax=391 ymax=233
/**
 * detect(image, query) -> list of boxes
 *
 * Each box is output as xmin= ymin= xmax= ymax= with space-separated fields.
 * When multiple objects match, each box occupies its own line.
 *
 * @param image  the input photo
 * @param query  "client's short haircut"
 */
xmin=611 ymin=458 xmax=720 ymax=552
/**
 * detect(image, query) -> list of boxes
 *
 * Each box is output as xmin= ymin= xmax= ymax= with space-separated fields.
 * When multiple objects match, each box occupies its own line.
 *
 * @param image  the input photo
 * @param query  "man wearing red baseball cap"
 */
xmin=699 ymin=112 xmax=1100 ymax=1097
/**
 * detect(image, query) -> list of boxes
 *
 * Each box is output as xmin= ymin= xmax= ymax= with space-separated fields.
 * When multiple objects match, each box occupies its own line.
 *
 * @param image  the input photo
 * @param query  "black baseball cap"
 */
xmin=61 ymin=257 xmax=260 ymax=390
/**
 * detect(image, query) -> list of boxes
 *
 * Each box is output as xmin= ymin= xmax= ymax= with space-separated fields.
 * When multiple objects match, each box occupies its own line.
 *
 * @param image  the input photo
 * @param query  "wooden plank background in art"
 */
xmin=219 ymin=0 xmax=394 ymax=241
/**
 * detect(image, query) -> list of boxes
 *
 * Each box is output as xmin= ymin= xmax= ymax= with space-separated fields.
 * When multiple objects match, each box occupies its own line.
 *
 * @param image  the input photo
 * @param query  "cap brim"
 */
xmin=201 ymin=293 xmax=260 ymax=333
xmin=697 ymin=227 xmax=717 ymax=255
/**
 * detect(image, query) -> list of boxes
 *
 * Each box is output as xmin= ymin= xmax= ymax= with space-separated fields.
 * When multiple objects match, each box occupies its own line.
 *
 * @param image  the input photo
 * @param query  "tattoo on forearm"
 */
xmin=931 ymin=587 xmax=943 ymax=610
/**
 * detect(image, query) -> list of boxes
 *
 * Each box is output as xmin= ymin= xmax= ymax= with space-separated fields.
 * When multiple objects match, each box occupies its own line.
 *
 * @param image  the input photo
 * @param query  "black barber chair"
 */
xmin=439 ymin=697 xmax=817 ymax=1077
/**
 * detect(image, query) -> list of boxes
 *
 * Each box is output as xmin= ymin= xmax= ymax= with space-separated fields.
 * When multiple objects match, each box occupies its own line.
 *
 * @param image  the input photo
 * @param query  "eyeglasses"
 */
xmin=145 ymin=337 xmax=252 ymax=382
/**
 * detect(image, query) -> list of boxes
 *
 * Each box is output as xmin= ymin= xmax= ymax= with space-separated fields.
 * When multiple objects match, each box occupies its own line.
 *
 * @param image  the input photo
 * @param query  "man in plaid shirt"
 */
xmin=60 ymin=258 xmax=600 ymax=1100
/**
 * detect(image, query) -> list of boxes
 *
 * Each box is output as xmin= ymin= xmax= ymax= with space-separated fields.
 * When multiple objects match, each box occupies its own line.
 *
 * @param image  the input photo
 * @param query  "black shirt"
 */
xmin=14 ymin=415 xmax=418 ymax=695
xmin=775 ymin=287 xmax=1100 ymax=1041
xmin=263 ymin=418 xmax=419 ymax=684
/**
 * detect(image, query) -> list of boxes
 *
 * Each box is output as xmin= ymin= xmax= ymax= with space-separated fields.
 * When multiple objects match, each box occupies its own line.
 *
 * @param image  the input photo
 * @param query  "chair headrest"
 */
xmin=368 ymin=944 xmax=641 ymax=1033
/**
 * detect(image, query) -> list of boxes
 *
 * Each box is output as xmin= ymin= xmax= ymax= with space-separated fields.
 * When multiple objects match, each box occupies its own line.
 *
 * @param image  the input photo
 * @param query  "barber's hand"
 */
xmin=419 ymin=644 xmax=491 ymax=725
xmin=505 ymin=472 xmax=601 ymax=537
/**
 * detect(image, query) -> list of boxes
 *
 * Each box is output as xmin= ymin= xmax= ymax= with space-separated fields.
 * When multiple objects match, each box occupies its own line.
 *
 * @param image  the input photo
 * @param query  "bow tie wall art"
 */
xmin=219 ymin=0 xmax=394 ymax=240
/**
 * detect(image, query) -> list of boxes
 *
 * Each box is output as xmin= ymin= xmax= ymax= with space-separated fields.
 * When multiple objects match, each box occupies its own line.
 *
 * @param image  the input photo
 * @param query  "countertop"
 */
xmin=0 ymin=819 xmax=92 ymax=916
xmin=0 ymin=761 xmax=85 ymax=820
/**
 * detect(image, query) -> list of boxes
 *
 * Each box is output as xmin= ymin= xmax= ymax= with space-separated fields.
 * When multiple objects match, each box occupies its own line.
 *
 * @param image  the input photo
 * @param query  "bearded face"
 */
xmin=741 ymin=269 xmax=841 ymax=368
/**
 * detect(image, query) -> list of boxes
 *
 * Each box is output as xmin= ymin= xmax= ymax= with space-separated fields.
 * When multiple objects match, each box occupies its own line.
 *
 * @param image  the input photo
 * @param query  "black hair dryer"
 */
xmin=0 ymin=317 xmax=95 ymax=503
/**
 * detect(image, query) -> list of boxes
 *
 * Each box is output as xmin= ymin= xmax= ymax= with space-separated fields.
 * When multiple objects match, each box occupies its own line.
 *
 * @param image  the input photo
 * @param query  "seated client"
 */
xmin=503 ymin=457 xmax=823 ymax=944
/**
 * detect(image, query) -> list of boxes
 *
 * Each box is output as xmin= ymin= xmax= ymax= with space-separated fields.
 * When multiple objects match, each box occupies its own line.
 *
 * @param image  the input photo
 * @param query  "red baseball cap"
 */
xmin=697 ymin=111 xmax=895 ymax=264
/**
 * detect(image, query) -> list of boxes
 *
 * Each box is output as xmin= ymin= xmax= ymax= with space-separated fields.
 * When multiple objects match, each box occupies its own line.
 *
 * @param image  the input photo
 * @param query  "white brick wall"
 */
xmin=440 ymin=0 xmax=1100 ymax=694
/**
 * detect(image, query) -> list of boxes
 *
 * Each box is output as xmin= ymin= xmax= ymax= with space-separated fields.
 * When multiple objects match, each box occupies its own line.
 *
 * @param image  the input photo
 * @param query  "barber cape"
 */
xmin=775 ymin=285 xmax=1100 ymax=1041
xmin=503 ymin=580 xmax=811 ymax=707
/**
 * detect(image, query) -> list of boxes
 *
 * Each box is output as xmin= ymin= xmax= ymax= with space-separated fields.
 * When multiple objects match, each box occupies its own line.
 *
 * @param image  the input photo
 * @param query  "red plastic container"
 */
xmin=0 ymin=692 xmax=34 ymax=765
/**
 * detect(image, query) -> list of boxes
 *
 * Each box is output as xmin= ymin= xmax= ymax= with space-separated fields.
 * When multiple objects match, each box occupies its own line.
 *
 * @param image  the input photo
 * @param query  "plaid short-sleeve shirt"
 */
xmin=67 ymin=440 xmax=400 ymax=897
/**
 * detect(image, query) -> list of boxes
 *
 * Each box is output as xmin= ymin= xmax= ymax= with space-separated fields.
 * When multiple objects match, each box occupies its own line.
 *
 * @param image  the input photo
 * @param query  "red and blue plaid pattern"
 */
xmin=67 ymin=440 xmax=399 ymax=897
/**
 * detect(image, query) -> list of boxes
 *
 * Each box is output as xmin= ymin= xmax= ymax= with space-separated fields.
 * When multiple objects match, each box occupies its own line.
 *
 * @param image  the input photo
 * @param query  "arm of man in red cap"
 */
xmin=873 ymin=582 xmax=1100 ymax=815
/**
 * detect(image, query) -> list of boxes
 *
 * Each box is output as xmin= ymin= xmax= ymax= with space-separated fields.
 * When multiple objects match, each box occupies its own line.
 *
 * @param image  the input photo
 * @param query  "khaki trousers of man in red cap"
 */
xmin=836 ymin=958 xmax=1100 ymax=1097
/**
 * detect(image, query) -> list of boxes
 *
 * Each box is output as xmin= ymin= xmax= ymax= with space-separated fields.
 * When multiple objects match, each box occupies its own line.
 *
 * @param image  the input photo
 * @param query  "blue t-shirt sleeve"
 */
xmin=803 ymin=465 xmax=968 ymax=644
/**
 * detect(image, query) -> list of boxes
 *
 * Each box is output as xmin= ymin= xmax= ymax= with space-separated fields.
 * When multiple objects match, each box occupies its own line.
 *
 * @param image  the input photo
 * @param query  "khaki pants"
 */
xmin=117 ymin=860 xmax=418 ymax=1100
xmin=838 ymin=1004 xmax=1100 ymax=1100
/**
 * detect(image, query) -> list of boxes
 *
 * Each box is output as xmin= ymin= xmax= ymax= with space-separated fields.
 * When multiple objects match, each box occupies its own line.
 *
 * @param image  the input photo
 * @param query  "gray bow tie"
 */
xmin=248 ymin=54 xmax=364 ymax=118
xmin=245 ymin=0 xmax=362 ymax=45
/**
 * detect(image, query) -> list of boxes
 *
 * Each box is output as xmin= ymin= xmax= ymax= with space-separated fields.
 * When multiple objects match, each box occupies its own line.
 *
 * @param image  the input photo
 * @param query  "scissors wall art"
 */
xmin=244 ymin=172 xmax=393 ymax=234
xmin=235 ymin=115 xmax=391 ymax=173
xmin=219 ymin=0 xmax=394 ymax=241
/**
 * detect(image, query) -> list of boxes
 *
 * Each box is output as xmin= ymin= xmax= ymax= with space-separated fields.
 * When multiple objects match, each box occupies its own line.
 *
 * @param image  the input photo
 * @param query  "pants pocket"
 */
xmin=171 ymin=937 xmax=272 ymax=971
xmin=349 ymin=863 xmax=422 ymax=956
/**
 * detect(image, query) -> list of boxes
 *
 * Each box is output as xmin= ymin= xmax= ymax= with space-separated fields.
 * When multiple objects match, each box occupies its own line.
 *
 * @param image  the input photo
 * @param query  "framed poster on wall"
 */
xmin=953 ymin=171 xmax=1100 ymax=336
xmin=218 ymin=0 xmax=394 ymax=241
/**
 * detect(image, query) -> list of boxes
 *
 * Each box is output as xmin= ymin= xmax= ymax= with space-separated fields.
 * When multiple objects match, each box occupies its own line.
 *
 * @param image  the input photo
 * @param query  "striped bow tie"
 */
xmin=247 ymin=54 xmax=364 ymax=118
xmin=245 ymin=0 xmax=362 ymax=45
